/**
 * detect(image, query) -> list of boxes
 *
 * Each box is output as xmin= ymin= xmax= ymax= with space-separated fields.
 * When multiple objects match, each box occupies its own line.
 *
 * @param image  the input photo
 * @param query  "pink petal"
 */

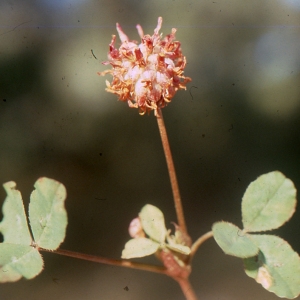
xmin=116 ymin=23 xmax=129 ymax=42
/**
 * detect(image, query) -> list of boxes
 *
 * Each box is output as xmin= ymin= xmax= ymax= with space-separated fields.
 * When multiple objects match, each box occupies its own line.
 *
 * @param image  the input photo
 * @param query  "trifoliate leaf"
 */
xmin=0 ymin=178 xmax=68 ymax=282
xmin=29 ymin=177 xmax=67 ymax=250
xmin=242 ymin=171 xmax=296 ymax=232
xmin=212 ymin=221 xmax=259 ymax=258
xmin=121 ymin=238 xmax=160 ymax=259
xmin=139 ymin=204 xmax=167 ymax=243
xmin=0 ymin=244 xmax=43 ymax=282
xmin=244 ymin=235 xmax=300 ymax=299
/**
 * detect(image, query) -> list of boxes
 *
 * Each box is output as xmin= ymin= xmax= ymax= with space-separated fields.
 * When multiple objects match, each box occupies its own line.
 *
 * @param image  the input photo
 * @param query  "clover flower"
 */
xmin=99 ymin=17 xmax=191 ymax=115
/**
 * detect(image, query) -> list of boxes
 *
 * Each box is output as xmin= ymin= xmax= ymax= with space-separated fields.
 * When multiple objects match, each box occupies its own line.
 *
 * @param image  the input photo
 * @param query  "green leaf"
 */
xmin=0 ymin=244 xmax=43 ymax=282
xmin=242 ymin=171 xmax=296 ymax=232
xmin=121 ymin=238 xmax=160 ymax=259
xmin=29 ymin=177 xmax=67 ymax=250
xmin=166 ymin=232 xmax=191 ymax=255
xmin=212 ymin=222 xmax=259 ymax=258
xmin=244 ymin=235 xmax=300 ymax=299
xmin=139 ymin=204 xmax=167 ymax=243
xmin=0 ymin=181 xmax=32 ymax=245
xmin=166 ymin=243 xmax=191 ymax=255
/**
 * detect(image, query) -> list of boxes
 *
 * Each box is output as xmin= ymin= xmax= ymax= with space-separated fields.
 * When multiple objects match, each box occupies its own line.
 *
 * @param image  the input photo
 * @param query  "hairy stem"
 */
xmin=156 ymin=108 xmax=187 ymax=235
xmin=190 ymin=231 xmax=214 ymax=258
xmin=176 ymin=278 xmax=198 ymax=300
xmin=40 ymin=248 xmax=168 ymax=275
xmin=41 ymin=248 xmax=198 ymax=299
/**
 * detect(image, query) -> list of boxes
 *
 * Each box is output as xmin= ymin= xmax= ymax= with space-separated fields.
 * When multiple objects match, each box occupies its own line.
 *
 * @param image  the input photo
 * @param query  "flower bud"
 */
xmin=128 ymin=217 xmax=145 ymax=238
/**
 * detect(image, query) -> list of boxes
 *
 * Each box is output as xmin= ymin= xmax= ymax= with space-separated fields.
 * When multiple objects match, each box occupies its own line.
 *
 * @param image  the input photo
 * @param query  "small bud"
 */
xmin=128 ymin=217 xmax=145 ymax=238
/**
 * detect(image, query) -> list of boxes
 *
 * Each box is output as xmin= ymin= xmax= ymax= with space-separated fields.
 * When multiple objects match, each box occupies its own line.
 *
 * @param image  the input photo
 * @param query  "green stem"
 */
xmin=156 ymin=108 xmax=187 ymax=235
xmin=190 ymin=231 xmax=214 ymax=259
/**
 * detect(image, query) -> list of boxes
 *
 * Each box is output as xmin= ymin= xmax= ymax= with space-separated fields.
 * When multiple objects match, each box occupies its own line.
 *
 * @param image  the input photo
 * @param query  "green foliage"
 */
xmin=0 ymin=181 xmax=32 ymax=245
xmin=140 ymin=204 xmax=167 ymax=244
xmin=244 ymin=235 xmax=300 ymax=299
xmin=122 ymin=204 xmax=190 ymax=259
xmin=0 ymin=244 xmax=43 ymax=282
xmin=0 ymin=171 xmax=298 ymax=299
xmin=212 ymin=171 xmax=300 ymax=299
xmin=29 ymin=178 xmax=67 ymax=250
xmin=242 ymin=171 xmax=296 ymax=232
xmin=212 ymin=222 xmax=258 ymax=258
xmin=0 ymin=178 xmax=67 ymax=282
xmin=122 ymin=237 xmax=160 ymax=259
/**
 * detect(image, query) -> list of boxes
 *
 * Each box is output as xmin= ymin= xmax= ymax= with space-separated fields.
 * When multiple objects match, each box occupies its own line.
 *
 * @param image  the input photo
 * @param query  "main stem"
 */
xmin=156 ymin=108 xmax=187 ymax=234
xmin=176 ymin=278 xmax=199 ymax=300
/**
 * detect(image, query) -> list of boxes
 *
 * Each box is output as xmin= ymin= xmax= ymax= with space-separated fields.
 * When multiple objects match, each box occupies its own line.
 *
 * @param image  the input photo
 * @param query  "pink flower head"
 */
xmin=98 ymin=17 xmax=191 ymax=115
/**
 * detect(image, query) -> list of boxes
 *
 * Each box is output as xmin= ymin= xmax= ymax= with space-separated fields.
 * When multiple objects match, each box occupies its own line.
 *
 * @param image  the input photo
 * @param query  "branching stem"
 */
xmin=156 ymin=108 xmax=187 ymax=235
xmin=40 ymin=108 xmax=201 ymax=300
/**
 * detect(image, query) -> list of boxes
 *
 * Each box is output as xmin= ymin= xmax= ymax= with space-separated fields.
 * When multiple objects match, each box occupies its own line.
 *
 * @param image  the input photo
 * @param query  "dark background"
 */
xmin=0 ymin=0 xmax=300 ymax=299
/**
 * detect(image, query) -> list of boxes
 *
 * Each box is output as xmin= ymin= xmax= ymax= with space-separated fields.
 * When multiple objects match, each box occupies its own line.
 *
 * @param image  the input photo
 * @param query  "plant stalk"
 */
xmin=156 ymin=108 xmax=187 ymax=235
xmin=40 ymin=248 xmax=168 ymax=275
xmin=41 ymin=248 xmax=198 ymax=299
xmin=190 ymin=231 xmax=214 ymax=259
xmin=176 ymin=278 xmax=199 ymax=300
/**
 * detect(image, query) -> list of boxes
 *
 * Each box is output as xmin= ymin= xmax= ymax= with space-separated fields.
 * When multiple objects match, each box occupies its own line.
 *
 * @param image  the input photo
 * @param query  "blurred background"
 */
xmin=1 ymin=0 xmax=300 ymax=299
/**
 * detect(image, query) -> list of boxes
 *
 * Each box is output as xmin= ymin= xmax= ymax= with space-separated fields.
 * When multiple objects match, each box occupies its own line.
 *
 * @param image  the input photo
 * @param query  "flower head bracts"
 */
xmin=99 ymin=17 xmax=191 ymax=115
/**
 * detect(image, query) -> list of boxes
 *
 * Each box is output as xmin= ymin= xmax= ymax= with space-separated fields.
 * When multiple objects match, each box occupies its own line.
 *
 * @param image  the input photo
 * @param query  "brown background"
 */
xmin=0 ymin=0 xmax=300 ymax=299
